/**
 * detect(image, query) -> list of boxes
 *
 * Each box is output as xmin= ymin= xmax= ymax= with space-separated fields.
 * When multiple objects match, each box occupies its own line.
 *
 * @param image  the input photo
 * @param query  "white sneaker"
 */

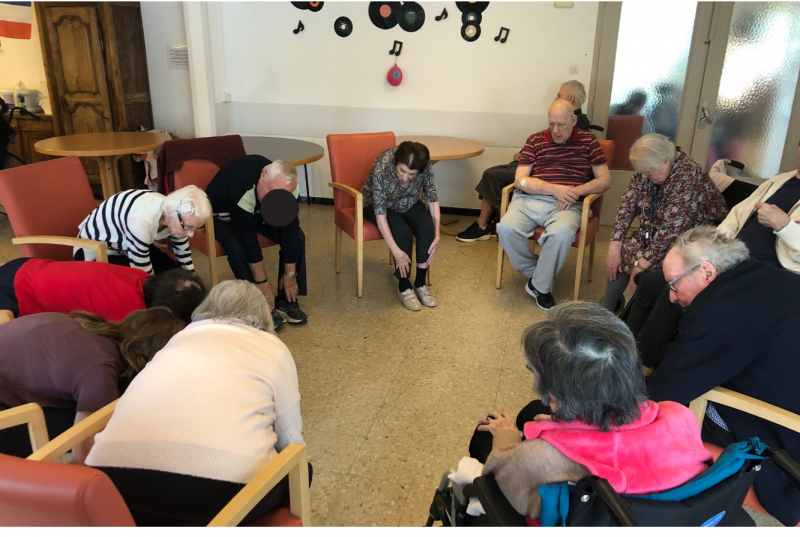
xmin=413 ymin=285 xmax=437 ymax=308
xmin=396 ymin=288 xmax=422 ymax=311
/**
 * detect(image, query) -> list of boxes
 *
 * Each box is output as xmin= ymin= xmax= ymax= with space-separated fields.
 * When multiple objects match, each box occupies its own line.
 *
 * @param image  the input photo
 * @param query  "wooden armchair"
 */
xmin=24 ymin=400 xmax=310 ymax=527
xmin=690 ymin=387 xmax=800 ymax=525
xmin=0 ymin=311 xmax=14 ymax=324
xmin=495 ymin=140 xmax=614 ymax=300
xmin=0 ymin=403 xmax=50 ymax=454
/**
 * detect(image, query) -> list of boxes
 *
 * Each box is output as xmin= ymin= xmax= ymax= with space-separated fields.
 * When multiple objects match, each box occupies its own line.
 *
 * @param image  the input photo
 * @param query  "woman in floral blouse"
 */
xmin=601 ymin=133 xmax=728 ymax=312
xmin=362 ymin=141 xmax=441 ymax=311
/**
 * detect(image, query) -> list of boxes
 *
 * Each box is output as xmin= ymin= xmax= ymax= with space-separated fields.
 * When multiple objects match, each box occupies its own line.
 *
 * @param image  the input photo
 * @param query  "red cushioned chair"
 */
xmin=0 ymin=401 xmax=309 ymax=527
xmin=327 ymin=132 xmax=397 ymax=298
xmin=690 ymin=387 xmax=800 ymax=527
xmin=606 ymin=115 xmax=644 ymax=171
xmin=172 ymin=159 xmax=277 ymax=287
xmin=0 ymin=156 xmax=107 ymax=262
xmin=495 ymin=140 xmax=615 ymax=300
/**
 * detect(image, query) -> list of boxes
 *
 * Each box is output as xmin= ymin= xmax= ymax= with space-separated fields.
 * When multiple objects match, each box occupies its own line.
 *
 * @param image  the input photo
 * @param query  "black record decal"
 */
xmin=397 ymin=1 xmax=425 ymax=32
xmin=369 ymin=2 xmax=400 ymax=30
xmin=455 ymin=1 xmax=489 ymax=14
xmin=461 ymin=11 xmax=481 ymax=25
xmin=461 ymin=23 xmax=481 ymax=42
xmin=334 ymin=16 xmax=353 ymax=37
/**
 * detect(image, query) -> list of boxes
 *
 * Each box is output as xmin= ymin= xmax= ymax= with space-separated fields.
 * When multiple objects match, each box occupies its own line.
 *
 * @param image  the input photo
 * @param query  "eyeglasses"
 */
xmin=667 ymin=264 xmax=701 ymax=292
xmin=176 ymin=199 xmax=198 ymax=232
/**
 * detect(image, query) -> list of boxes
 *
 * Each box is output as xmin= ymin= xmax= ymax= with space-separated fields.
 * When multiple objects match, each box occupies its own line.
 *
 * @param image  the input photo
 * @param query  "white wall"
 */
xmin=141 ymin=2 xmax=196 ymax=139
xmin=0 ymin=4 xmax=48 ymax=100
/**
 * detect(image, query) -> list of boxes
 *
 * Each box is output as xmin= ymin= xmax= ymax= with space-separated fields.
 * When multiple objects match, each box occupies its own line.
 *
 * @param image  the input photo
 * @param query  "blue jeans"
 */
xmin=496 ymin=193 xmax=583 ymax=294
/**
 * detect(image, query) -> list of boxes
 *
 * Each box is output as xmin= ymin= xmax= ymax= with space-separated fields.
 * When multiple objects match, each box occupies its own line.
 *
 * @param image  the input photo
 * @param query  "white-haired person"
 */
xmin=86 ymin=280 xmax=308 ymax=526
xmin=458 ymin=80 xmax=592 ymax=243
xmin=600 ymin=133 xmax=727 ymax=312
xmin=205 ymin=156 xmax=307 ymax=328
xmin=75 ymin=185 xmax=211 ymax=275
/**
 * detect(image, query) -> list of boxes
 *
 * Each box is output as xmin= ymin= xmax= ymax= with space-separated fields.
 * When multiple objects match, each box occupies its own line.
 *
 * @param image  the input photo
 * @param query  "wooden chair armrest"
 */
xmin=209 ymin=443 xmax=311 ymax=527
xmin=690 ymin=387 xmax=800 ymax=434
xmin=0 ymin=403 xmax=49 ymax=452
xmin=0 ymin=310 xmax=14 ymax=324
xmin=499 ymin=183 xmax=516 ymax=219
xmin=12 ymin=236 xmax=108 ymax=263
xmin=28 ymin=399 xmax=118 ymax=462
xmin=582 ymin=188 xmax=609 ymax=207
xmin=328 ymin=182 xmax=363 ymax=200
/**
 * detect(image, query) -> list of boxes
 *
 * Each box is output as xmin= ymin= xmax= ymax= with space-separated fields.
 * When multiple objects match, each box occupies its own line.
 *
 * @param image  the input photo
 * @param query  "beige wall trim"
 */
xmin=586 ymin=1 xmax=621 ymax=138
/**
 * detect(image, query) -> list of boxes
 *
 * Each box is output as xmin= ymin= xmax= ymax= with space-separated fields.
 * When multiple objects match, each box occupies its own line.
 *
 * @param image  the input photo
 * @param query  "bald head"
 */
xmin=548 ymin=100 xmax=577 ymax=144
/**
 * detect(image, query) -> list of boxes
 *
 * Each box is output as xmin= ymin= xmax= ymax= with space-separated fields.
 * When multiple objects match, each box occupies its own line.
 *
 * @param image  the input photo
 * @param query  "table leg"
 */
xmin=91 ymin=157 xmax=113 ymax=200
xmin=428 ymin=160 xmax=461 ymax=235
xmin=304 ymin=163 xmax=311 ymax=206
xmin=111 ymin=155 xmax=124 ymax=195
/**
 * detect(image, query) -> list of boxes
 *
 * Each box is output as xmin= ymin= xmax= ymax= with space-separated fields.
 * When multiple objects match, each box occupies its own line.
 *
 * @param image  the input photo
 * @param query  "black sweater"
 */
xmin=647 ymin=259 xmax=800 ymax=526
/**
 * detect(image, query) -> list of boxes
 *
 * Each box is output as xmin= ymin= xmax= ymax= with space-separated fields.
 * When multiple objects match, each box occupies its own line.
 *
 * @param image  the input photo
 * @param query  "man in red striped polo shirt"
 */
xmin=497 ymin=100 xmax=610 ymax=310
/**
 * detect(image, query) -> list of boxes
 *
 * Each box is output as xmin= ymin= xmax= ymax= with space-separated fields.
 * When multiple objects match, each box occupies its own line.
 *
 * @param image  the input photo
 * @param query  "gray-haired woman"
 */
xmin=86 ymin=280 xmax=308 ymax=526
xmin=468 ymin=302 xmax=710 ymax=522
xmin=601 ymin=133 xmax=727 ymax=312
xmin=76 ymin=185 xmax=212 ymax=275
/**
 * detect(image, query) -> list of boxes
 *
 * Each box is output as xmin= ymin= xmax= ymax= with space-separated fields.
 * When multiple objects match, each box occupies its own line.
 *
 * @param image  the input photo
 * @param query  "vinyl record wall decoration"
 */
xmin=369 ymin=1 xmax=425 ymax=32
xmin=291 ymin=1 xmax=323 ymax=12
xmin=457 ymin=1 xmax=489 ymax=42
xmin=397 ymin=2 xmax=425 ymax=32
xmin=334 ymin=16 xmax=353 ymax=37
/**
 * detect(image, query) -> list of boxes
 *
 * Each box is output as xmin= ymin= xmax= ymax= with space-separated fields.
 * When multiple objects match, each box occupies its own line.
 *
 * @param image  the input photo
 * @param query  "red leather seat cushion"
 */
xmin=335 ymin=208 xmax=383 ymax=242
xmin=0 ymin=454 xmax=135 ymax=527
xmin=243 ymin=507 xmax=303 ymax=527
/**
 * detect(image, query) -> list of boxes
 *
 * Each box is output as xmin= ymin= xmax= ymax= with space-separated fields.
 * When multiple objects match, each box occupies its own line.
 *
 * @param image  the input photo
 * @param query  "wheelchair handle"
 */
xmin=766 ymin=447 xmax=800 ymax=490
xmin=578 ymin=476 xmax=639 ymax=527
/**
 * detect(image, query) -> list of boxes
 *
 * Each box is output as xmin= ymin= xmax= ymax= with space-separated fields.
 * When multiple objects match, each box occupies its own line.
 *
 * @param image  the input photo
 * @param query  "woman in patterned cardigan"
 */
xmin=601 ymin=134 xmax=728 ymax=312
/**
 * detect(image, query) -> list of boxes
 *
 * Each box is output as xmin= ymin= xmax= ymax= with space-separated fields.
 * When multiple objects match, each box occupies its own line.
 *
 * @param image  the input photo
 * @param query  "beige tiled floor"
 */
xmin=0 ymin=205 xmax=781 ymax=527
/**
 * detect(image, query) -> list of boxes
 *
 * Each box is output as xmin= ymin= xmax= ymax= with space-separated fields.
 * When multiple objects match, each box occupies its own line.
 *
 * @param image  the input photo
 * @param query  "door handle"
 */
xmin=699 ymin=100 xmax=713 ymax=129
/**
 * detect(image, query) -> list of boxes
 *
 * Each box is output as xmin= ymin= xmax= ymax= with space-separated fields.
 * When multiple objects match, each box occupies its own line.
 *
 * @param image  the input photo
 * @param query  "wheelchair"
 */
xmin=425 ymin=438 xmax=800 ymax=527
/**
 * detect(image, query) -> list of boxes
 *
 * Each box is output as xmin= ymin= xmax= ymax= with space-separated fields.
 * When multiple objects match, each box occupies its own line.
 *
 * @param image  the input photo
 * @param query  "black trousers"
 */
xmin=620 ymin=270 xmax=684 ymax=370
xmin=363 ymin=201 xmax=435 ymax=279
xmin=468 ymin=400 xmax=553 ymax=464
xmin=213 ymin=215 xmax=307 ymax=296
xmin=96 ymin=462 xmax=313 ymax=527
xmin=74 ymin=245 xmax=181 ymax=274
xmin=0 ymin=407 xmax=76 ymax=458
xmin=475 ymin=161 xmax=516 ymax=207
xmin=0 ymin=257 xmax=30 ymax=316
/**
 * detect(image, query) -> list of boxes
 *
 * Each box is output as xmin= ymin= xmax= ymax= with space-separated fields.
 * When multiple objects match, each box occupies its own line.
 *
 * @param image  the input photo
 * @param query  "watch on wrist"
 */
xmin=634 ymin=260 xmax=648 ymax=271
xmin=284 ymin=271 xmax=298 ymax=278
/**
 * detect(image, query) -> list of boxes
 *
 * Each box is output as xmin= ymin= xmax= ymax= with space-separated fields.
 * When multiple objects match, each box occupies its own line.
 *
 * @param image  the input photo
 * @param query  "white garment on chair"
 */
xmin=132 ymin=128 xmax=173 ymax=191
xmin=448 ymin=456 xmax=486 ymax=516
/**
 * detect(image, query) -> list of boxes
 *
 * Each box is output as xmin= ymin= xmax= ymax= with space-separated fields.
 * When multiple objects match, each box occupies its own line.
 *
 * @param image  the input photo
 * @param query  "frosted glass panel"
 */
xmin=707 ymin=2 xmax=800 ymax=178
xmin=610 ymin=2 xmax=698 ymax=141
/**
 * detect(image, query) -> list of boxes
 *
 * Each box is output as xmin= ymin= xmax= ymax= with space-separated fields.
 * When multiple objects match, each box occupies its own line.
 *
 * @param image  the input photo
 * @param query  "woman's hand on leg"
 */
xmin=393 ymin=249 xmax=412 ymax=278
xmin=477 ymin=411 xmax=518 ymax=436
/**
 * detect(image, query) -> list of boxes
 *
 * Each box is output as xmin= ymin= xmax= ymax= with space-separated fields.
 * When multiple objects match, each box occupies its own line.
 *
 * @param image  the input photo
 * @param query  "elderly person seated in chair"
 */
xmin=0 ymin=258 xmax=206 ymax=324
xmin=600 ymin=133 xmax=727 ymax=313
xmin=0 ymin=308 xmax=184 ymax=462
xmin=642 ymin=226 xmax=800 ymax=527
xmin=75 ymin=185 xmax=211 ymax=275
xmin=205 ymin=157 xmax=308 ymax=329
xmin=496 ymin=100 xmax=610 ymax=310
xmin=468 ymin=302 xmax=710 ymax=523
xmin=85 ymin=280 xmax=308 ymax=526
xmin=362 ymin=141 xmax=441 ymax=311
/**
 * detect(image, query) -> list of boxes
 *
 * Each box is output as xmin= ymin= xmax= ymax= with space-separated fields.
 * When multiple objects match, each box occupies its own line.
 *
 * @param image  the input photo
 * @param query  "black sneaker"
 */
xmin=457 ymin=221 xmax=494 ymax=242
xmin=271 ymin=309 xmax=286 ymax=331
xmin=275 ymin=297 xmax=308 ymax=325
xmin=526 ymin=279 xmax=556 ymax=311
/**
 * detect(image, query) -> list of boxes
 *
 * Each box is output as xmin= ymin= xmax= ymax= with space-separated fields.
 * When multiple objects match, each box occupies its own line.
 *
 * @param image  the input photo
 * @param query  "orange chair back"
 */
xmin=606 ymin=115 xmax=643 ymax=171
xmin=0 ymin=156 xmax=97 ymax=261
xmin=327 ymin=132 xmax=396 ymax=212
xmin=0 ymin=453 xmax=135 ymax=526
xmin=172 ymin=159 xmax=221 ymax=191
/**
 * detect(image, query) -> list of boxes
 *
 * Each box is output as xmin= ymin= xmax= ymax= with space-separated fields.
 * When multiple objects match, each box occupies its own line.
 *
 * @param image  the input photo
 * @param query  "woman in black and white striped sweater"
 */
xmin=75 ymin=186 xmax=211 ymax=275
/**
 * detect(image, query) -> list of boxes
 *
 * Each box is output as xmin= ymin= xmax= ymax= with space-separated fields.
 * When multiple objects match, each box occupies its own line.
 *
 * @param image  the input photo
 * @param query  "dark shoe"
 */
xmin=275 ymin=297 xmax=308 ymax=325
xmin=457 ymin=221 xmax=494 ymax=242
xmin=525 ymin=279 xmax=556 ymax=311
xmin=271 ymin=309 xmax=286 ymax=331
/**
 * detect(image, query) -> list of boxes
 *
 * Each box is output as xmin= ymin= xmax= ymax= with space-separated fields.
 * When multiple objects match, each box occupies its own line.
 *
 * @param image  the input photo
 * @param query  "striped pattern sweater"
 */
xmin=518 ymin=128 xmax=607 ymax=186
xmin=76 ymin=190 xmax=194 ymax=274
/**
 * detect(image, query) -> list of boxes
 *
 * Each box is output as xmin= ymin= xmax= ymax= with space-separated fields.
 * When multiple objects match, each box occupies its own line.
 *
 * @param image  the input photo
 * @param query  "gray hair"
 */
xmin=671 ymin=225 xmax=750 ymax=275
xmin=162 ymin=185 xmax=212 ymax=222
xmin=629 ymin=133 xmax=677 ymax=171
xmin=191 ymin=280 xmax=275 ymax=334
xmin=264 ymin=160 xmax=299 ymax=189
xmin=563 ymin=80 xmax=586 ymax=109
xmin=522 ymin=302 xmax=647 ymax=431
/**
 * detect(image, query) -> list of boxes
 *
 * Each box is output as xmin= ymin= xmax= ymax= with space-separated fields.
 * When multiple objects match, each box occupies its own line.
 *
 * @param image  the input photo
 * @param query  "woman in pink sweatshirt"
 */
xmin=470 ymin=302 xmax=711 ymax=522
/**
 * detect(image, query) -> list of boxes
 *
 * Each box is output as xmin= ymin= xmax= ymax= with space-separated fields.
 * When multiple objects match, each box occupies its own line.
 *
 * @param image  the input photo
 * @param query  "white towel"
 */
xmin=448 ymin=456 xmax=486 ymax=516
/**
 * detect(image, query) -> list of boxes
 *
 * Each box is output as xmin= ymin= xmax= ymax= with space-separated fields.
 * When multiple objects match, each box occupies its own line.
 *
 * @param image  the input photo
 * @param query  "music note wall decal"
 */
xmin=435 ymin=8 xmax=448 ymax=21
xmin=389 ymin=40 xmax=403 ymax=56
xmin=293 ymin=20 xmax=305 ymax=34
xmin=494 ymin=26 xmax=509 ymax=43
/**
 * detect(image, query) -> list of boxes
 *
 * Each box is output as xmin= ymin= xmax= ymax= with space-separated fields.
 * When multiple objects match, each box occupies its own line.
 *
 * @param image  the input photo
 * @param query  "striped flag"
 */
xmin=0 ymin=1 xmax=32 ymax=39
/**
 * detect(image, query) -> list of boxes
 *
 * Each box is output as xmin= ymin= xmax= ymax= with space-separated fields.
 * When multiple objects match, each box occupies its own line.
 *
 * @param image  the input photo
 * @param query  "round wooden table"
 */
xmin=35 ymin=132 xmax=166 ymax=199
xmin=396 ymin=135 xmax=485 ymax=235
xmin=241 ymin=136 xmax=325 ymax=205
